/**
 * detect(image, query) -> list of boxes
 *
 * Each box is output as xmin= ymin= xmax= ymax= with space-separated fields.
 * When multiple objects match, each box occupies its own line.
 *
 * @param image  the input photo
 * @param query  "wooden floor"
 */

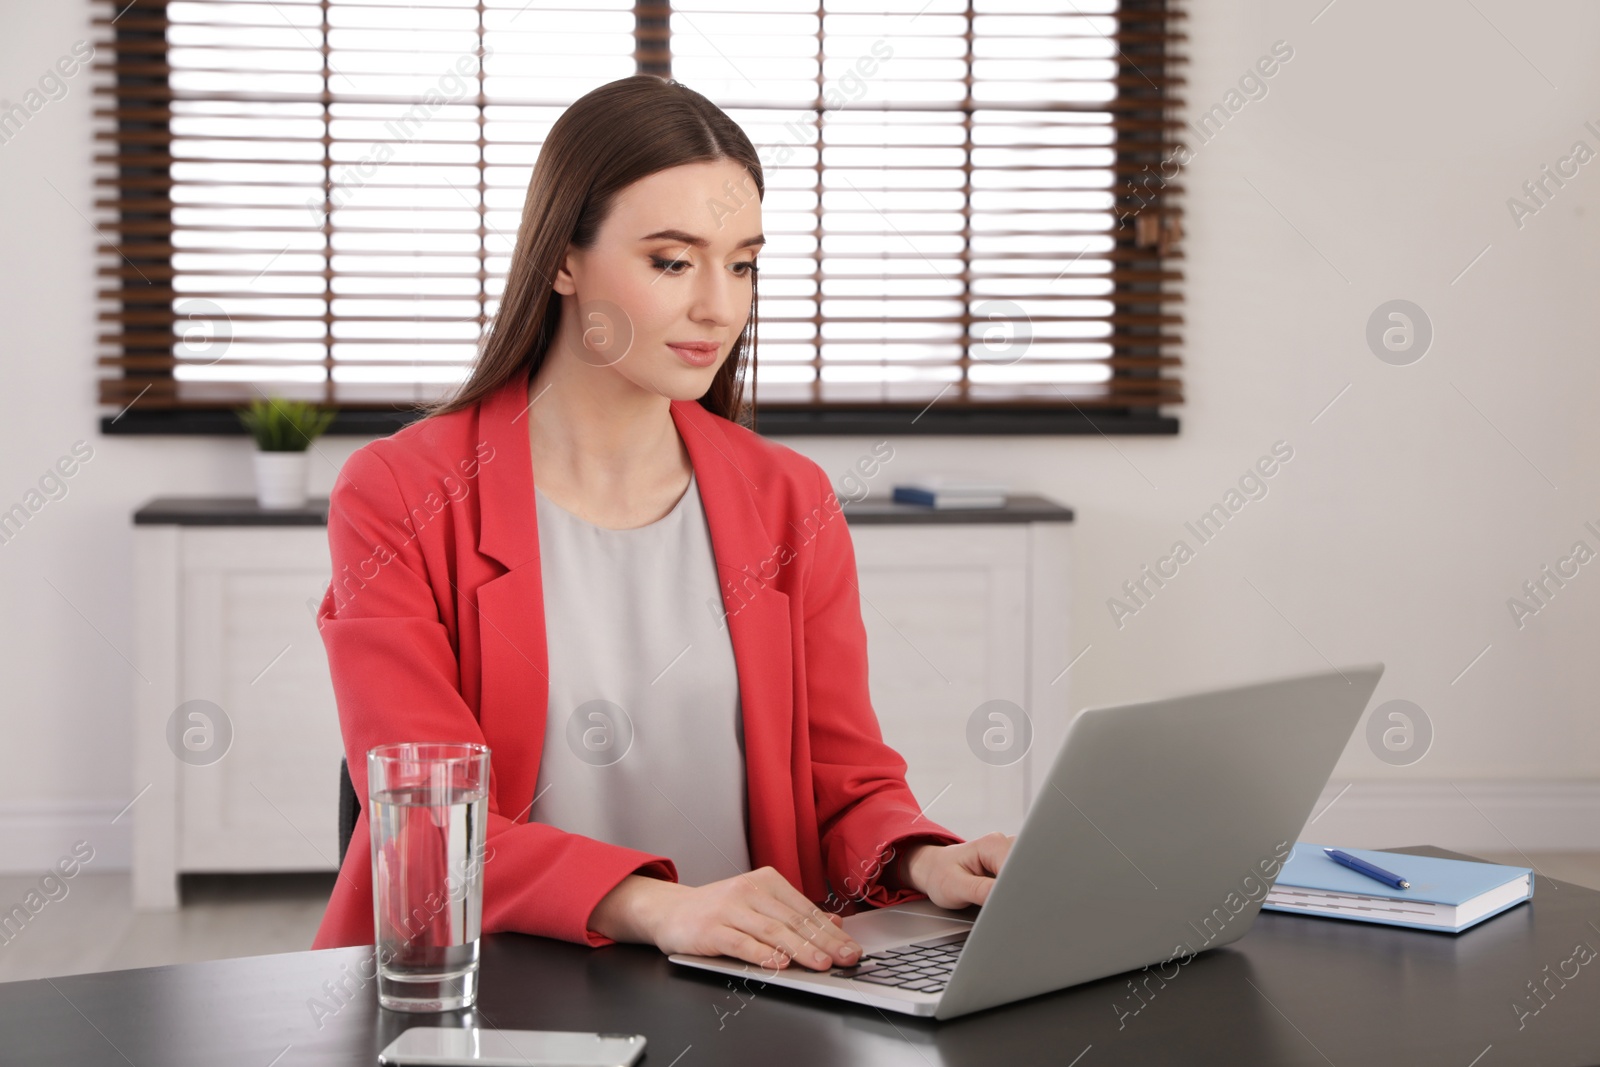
xmin=0 ymin=853 xmax=1596 ymax=985
xmin=0 ymin=872 xmax=335 ymax=985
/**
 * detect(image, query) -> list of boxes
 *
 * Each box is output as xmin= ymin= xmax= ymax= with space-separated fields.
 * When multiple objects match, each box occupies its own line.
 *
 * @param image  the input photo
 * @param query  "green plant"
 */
xmin=235 ymin=396 xmax=336 ymax=452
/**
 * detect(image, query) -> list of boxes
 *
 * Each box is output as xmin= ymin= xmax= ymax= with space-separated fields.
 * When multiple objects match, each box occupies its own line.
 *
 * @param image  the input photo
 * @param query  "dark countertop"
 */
xmin=133 ymin=496 xmax=331 ymax=526
xmin=843 ymin=494 xmax=1073 ymax=525
xmin=1 ymin=846 xmax=1592 ymax=1066
xmin=133 ymin=494 xmax=1074 ymax=527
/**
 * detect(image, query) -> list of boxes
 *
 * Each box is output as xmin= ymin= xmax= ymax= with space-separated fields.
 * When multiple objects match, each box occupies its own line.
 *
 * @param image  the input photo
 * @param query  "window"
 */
xmin=94 ymin=0 xmax=1184 ymax=434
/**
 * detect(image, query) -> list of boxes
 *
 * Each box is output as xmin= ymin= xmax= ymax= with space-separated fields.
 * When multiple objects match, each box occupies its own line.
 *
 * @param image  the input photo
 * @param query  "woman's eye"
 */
xmin=649 ymin=256 xmax=759 ymax=277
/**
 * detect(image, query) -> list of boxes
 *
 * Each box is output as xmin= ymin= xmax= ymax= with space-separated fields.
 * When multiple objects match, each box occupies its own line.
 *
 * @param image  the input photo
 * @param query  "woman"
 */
xmin=312 ymin=75 xmax=1014 ymax=974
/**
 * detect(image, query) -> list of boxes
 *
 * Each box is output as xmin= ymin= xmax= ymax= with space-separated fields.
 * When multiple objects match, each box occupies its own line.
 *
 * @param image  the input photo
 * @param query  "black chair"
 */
xmin=337 ymin=757 xmax=360 ymax=865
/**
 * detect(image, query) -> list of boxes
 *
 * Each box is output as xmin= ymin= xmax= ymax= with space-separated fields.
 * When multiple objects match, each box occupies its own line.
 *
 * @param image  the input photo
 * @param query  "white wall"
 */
xmin=2 ymin=0 xmax=1597 ymax=869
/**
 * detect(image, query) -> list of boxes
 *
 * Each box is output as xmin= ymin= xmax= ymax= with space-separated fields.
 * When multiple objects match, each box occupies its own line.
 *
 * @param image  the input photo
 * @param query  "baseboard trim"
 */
xmin=1300 ymin=780 xmax=1600 ymax=854
xmin=0 ymin=803 xmax=132 ymax=873
xmin=0 ymin=781 xmax=1594 ymax=875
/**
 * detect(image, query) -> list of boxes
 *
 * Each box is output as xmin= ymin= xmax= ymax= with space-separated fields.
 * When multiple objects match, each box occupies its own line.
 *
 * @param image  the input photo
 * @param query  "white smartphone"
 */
xmin=377 ymin=1027 xmax=646 ymax=1067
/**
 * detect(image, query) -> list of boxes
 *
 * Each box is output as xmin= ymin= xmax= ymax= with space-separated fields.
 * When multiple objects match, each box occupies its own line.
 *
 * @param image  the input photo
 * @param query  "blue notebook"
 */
xmin=1260 ymin=842 xmax=1534 ymax=933
xmin=891 ymin=486 xmax=1006 ymax=509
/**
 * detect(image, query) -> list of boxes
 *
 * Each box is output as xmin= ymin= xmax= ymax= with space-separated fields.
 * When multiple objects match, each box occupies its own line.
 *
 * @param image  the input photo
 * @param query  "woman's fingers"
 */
xmin=650 ymin=868 xmax=862 ymax=972
xmin=970 ymin=831 xmax=1015 ymax=875
xmin=747 ymin=897 xmax=858 ymax=969
xmin=742 ymin=869 xmax=860 ymax=969
xmin=766 ymin=876 xmax=862 ymax=964
xmin=916 ymin=834 xmax=1016 ymax=908
xmin=726 ymin=908 xmax=834 ymax=971
xmin=921 ymin=852 xmax=993 ymax=907
xmin=716 ymin=926 xmax=794 ymax=972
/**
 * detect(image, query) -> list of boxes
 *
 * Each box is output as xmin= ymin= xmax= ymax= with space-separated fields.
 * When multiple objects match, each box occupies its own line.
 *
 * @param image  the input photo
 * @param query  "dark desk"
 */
xmin=131 ymin=494 xmax=1074 ymax=527
xmin=4 ymin=847 xmax=1597 ymax=1067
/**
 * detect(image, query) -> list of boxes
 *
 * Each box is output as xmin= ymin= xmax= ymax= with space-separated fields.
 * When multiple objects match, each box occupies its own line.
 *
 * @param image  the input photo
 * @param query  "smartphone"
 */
xmin=377 ymin=1027 xmax=646 ymax=1067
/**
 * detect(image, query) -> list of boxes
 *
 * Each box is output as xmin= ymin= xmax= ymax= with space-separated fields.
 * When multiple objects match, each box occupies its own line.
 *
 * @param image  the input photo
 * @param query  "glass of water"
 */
xmin=367 ymin=741 xmax=491 ymax=1012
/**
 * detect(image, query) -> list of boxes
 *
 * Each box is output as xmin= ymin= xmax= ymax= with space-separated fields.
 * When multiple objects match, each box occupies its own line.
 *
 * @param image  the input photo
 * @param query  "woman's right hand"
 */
xmin=588 ymin=867 xmax=863 ymax=972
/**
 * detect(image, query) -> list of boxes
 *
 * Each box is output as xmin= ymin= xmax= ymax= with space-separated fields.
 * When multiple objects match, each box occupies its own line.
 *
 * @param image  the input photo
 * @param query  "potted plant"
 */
xmin=236 ymin=396 xmax=335 ymax=509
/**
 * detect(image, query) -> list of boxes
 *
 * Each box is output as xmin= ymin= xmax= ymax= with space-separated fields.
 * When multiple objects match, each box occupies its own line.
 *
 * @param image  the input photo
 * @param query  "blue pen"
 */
xmin=1324 ymin=848 xmax=1410 ymax=890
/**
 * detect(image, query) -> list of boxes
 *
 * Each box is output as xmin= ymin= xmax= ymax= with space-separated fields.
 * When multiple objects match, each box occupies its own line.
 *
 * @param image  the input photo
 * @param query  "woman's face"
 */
xmin=551 ymin=158 xmax=762 ymax=403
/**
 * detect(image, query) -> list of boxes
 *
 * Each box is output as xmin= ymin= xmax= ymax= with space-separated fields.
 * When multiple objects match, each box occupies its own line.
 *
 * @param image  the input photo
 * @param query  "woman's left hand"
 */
xmin=896 ymin=831 xmax=1016 ymax=909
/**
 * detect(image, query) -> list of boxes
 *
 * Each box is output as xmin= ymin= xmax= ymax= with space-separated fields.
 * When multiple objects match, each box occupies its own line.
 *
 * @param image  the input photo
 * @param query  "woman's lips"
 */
xmin=668 ymin=343 xmax=719 ymax=367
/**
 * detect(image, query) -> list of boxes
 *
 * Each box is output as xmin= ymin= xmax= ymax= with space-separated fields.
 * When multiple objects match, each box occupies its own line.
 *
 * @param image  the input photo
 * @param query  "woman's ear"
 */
xmin=552 ymin=246 xmax=580 ymax=296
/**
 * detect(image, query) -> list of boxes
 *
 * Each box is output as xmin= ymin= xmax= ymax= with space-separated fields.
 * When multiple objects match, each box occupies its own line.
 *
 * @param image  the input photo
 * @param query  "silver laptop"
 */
xmin=670 ymin=663 xmax=1385 ymax=1020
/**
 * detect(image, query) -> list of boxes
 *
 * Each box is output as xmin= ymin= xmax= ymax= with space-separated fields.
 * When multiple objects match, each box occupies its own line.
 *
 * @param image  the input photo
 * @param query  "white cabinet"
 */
xmin=133 ymin=509 xmax=343 ymax=909
xmin=131 ymin=496 xmax=1072 ymax=908
xmin=848 ymin=512 xmax=1072 ymax=841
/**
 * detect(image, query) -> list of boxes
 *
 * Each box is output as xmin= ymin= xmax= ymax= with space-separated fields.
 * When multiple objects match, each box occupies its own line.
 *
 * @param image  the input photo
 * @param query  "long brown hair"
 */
xmin=418 ymin=75 xmax=763 ymax=428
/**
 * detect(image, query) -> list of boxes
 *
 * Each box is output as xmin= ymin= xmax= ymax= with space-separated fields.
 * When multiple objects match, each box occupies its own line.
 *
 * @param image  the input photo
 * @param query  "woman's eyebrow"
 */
xmin=640 ymin=228 xmax=765 ymax=251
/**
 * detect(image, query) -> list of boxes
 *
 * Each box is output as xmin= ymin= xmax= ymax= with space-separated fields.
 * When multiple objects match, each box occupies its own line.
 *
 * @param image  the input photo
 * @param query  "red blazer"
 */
xmin=311 ymin=368 xmax=963 ymax=949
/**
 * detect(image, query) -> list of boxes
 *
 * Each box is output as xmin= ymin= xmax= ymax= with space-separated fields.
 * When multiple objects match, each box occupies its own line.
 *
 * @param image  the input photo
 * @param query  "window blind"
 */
xmin=93 ymin=0 xmax=1184 ymax=422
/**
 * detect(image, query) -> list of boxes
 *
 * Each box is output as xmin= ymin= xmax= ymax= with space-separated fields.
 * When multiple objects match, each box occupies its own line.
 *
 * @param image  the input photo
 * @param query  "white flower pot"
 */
xmin=253 ymin=450 xmax=311 ymax=509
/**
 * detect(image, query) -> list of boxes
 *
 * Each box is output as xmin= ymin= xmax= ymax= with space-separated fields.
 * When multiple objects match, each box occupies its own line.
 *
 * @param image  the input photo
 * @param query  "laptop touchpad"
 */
xmin=842 ymin=905 xmax=976 ymax=952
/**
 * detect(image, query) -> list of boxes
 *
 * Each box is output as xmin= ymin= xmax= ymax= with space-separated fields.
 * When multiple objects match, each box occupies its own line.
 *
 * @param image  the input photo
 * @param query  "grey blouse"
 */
xmin=526 ymin=471 xmax=753 ymax=887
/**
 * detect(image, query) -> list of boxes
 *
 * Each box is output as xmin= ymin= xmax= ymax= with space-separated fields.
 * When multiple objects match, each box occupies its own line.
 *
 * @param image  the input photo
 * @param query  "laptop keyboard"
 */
xmin=828 ymin=931 xmax=968 ymax=994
